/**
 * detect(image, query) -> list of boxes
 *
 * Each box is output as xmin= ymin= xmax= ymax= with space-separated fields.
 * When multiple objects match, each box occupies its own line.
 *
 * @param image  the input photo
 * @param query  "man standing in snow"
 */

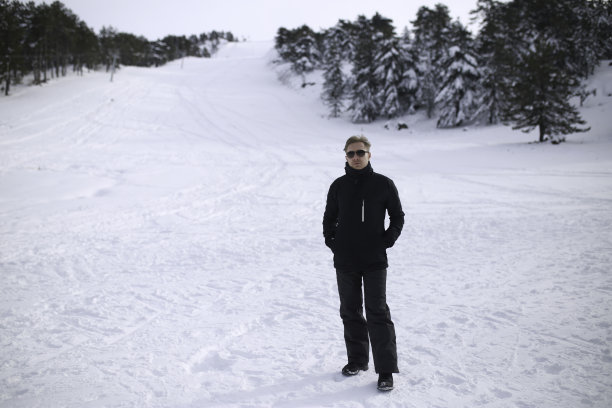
xmin=323 ymin=135 xmax=404 ymax=391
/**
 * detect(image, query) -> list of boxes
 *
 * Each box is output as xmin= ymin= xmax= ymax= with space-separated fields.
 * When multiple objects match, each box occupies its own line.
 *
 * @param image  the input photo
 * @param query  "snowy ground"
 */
xmin=1 ymin=41 xmax=611 ymax=408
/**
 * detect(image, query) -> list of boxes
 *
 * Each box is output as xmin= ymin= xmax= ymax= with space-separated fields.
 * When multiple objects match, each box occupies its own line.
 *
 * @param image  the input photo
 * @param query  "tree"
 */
xmin=473 ymin=0 xmax=509 ymax=124
xmin=397 ymin=29 xmax=419 ymax=114
xmin=501 ymin=39 xmax=589 ymax=143
xmin=472 ymin=0 xmax=597 ymax=142
xmin=347 ymin=15 xmax=379 ymax=122
xmin=412 ymin=4 xmax=452 ymax=118
xmin=493 ymin=0 xmax=591 ymax=142
xmin=73 ymin=21 xmax=99 ymax=74
xmin=292 ymin=25 xmax=319 ymax=79
xmin=566 ymin=0 xmax=612 ymax=78
xmin=1 ymin=0 xmax=25 ymax=94
xmin=115 ymin=33 xmax=151 ymax=66
xmin=374 ymin=36 xmax=404 ymax=118
xmin=23 ymin=0 xmax=48 ymax=84
xmin=347 ymin=13 xmax=395 ymax=123
xmin=47 ymin=1 xmax=77 ymax=78
xmin=435 ymin=22 xmax=480 ymax=128
xmin=271 ymin=0 xmax=609 ymax=134
xmin=321 ymin=25 xmax=349 ymax=117
xmin=274 ymin=25 xmax=320 ymax=83
xmin=1 ymin=0 xmax=238 ymax=95
xmin=99 ymin=26 xmax=119 ymax=72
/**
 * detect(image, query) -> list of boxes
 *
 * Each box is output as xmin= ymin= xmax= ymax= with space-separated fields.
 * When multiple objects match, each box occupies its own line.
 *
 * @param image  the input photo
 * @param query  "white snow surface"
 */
xmin=1 ymin=41 xmax=611 ymax=408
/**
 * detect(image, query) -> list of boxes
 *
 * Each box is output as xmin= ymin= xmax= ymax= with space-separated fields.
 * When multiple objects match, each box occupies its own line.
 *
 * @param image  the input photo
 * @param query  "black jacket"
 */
xmin=323 ymin=162 xmax=404 ymax=271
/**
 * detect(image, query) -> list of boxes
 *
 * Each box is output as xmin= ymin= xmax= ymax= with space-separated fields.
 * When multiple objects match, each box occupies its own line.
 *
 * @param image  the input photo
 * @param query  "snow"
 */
xmin=1 ymin=42 xmax=611 ymax=408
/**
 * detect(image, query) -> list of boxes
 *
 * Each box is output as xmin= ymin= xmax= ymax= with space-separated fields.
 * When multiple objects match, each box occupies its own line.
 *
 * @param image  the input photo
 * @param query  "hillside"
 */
xmin=1 ymin=41 xmax=611 ymax=408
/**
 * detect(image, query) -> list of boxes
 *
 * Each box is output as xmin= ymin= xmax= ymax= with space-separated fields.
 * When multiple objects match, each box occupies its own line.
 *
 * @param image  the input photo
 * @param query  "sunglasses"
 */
xmin=346 ymin=150 xmax=368 ymax=158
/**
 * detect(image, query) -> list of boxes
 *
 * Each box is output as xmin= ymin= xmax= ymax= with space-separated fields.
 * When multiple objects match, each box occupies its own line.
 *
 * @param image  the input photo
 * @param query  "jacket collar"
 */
xmin=345 ymin=162 xmax=373 ymax=178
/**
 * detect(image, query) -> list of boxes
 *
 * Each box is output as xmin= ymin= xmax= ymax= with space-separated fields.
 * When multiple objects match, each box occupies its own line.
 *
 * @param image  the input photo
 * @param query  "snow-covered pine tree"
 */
xmin=398 ymin=29 xmax=419 ymax=114
xmin=347 ymin=15 xmax=379 ymax=123
xmin=502 ymin=38 xmax=589 ymax=143
xmin=321 ymin=25 xmax=348 ymax=117
xmin=275 ymin=27 xmax=293 ymax=61
xmin=497 ymin=0 xmax=591 ymax=143
xmin=412 ymin=4 xmax=452 ymax=118
xmin=473 ymin=0 xmax=512 ymax=125
xmin=591 ymin=0 xmax=612 ymax=59
xmin=292 ymin=25 xmax=320 ymax=80
xmin=274 ymin=25 xmax=320 ymax=82
xmin=346 ymin=13 xmax=398 ymax=123
xmin=566 ymin=0 xmax=612 ymax=78
xmin=374 ymin=36 xmax=404 ymax=118
xmin=435 ymin=22 xmax=480 ymax=128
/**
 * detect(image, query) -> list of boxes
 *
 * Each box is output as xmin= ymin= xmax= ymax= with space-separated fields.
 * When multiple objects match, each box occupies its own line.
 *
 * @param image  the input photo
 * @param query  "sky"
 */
xmin=36 ymin=0 xmax=482 ymax=41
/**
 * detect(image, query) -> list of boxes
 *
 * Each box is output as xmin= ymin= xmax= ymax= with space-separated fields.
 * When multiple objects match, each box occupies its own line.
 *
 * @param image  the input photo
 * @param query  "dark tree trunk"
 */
xmin=539 ymin=121 xmax=546 ymax=143
xmin=4 ymin=60 xmax=10 ymax=96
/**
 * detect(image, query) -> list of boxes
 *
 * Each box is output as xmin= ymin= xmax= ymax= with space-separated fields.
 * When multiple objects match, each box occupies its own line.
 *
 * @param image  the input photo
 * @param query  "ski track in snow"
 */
xmin=1 ymin=42 xmax=611 ymax=407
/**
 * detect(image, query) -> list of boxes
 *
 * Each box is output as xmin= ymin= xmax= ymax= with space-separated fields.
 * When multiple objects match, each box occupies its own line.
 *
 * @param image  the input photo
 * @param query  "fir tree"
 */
xmin=374 ymin=36 xmax=404 ymax=118
xmin=397 ymin=30 xmax=419 ymax=114
xmin=412 ymin=4 xmax=452 ymax=118
xmin=473 ymin=0 xmax=510 ymax=124
xmin=274 ymin=25 xmax=320 ymax=85
xmin=346 ymin=13 xmax=397 ymax=123
xmin=567 ymin=0 xmax=612 ymax=78
xmin=435 ymin=48 xmax=479 ymax=127
xmin=292 ymin=25 xmax=319 ymax=78
xmin=347 ymin=15 xmax=379 ymax=123
xmin=435 ymin=22 xmax=480 ymax=128
xmin=321 ymin=25 xmax=348 ymax=117
xmin=496 ymin=0 xmax=591 ymax=142
xmin=501 ymin=39 xmax=589 ymax=143
xmin=1 ymin=0 xmax=25 ymax=94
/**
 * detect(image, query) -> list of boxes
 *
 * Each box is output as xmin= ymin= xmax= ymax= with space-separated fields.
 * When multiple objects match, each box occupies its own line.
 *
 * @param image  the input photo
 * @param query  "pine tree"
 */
xmin=435 ymin=47 xmax=479 ymax=127
xmin=473 ymin=0 xmax=510 ymax=124
xmin=274 ymin=25 xmax=320 ymax=85
xmin=321 ymin=25 xmax=348 ymax=117
xmin=567 ymin=0 xmax=612 ymax=78
xmin=412 ymin=4 xmax=452 ymax=118
xmin=502 ymin=39 xmax=589 ymax=143
xmin=397 ymin=30 xmax=419 ymax=114
xmin=497 ymin=0 xmax=590 ymax=143
xmin=73 ymin=21 xmax=98 ymax=74
xmin=347 ymin=15 xmax=379 ymax=123
xmin=374 ymin=36 xmax=404 ymax=118
xmin=100 ymin=26 xmax=119 ymax=72
xmin=292 ymin=25 xmax=319 ymax=78
xmin=1 ymin=0 xmax=25 ymax=94
xmin=435 ymin=22 xmax=480 ymax=128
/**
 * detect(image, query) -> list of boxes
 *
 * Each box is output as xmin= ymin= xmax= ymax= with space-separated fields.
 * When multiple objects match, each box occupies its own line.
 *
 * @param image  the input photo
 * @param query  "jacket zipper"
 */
xmin=361 ymin=199 xmax=365 ymax=222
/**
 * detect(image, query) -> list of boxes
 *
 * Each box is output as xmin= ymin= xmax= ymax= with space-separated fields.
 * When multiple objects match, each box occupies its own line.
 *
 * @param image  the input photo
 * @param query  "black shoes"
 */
xmin=377 ymin=373 xmax=394 ymax=391
xmin=341 ymin=364 xmax=394 ymax=391
xmin=341 ymin=362 xmax=369 ymax=376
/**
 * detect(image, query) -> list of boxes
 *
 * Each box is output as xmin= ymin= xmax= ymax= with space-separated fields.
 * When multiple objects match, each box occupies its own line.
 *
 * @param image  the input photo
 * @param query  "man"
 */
xmin=323 ymin=135 xmax=404 ymax=392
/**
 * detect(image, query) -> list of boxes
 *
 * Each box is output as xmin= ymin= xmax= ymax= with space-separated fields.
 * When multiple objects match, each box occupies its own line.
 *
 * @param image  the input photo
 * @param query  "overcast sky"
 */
xmin=35 ymin=0 xmax=481 ymax=41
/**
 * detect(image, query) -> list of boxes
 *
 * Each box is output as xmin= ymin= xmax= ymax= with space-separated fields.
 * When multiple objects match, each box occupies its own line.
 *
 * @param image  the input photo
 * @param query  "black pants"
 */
xmin=336 ymin=268 xmax=398 ymax=374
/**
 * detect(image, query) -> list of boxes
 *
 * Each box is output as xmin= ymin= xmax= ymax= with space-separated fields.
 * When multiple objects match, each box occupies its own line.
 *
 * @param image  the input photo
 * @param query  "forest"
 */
xmin=2 ymin=0 xmax=611 ymax=143
xmin=0 ymin=0 xmax=236 ymax=94
xmin=275 ymin=0 xmax=612 ymax=142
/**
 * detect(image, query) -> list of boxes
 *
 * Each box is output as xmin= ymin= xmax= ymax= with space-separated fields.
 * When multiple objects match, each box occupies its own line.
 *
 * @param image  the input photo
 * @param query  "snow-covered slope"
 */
xmin=1 ymin=42 xmax=611 ymax=408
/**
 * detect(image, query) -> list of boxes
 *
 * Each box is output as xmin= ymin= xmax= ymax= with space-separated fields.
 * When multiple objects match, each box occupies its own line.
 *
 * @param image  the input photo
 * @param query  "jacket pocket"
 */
xmin=382 ymin=230 xmax=395 ymax=248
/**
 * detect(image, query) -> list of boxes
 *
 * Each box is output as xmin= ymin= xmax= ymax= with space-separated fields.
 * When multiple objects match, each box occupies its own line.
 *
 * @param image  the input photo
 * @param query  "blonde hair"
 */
xmin=344 ymin=135 xmax=371 ymax=152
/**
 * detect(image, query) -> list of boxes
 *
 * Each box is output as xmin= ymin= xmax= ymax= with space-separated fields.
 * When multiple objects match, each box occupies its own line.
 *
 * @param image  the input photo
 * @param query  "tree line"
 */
xmin=275 ymin=0 xmax=612 ymax=143
xmin=0 ymin=0 xmax=237 ymax=95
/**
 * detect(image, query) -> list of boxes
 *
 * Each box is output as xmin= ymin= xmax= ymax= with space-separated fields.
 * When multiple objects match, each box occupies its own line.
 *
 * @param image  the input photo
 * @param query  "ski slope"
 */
xmin=1 ymin=41 xmax=611 ymax=408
